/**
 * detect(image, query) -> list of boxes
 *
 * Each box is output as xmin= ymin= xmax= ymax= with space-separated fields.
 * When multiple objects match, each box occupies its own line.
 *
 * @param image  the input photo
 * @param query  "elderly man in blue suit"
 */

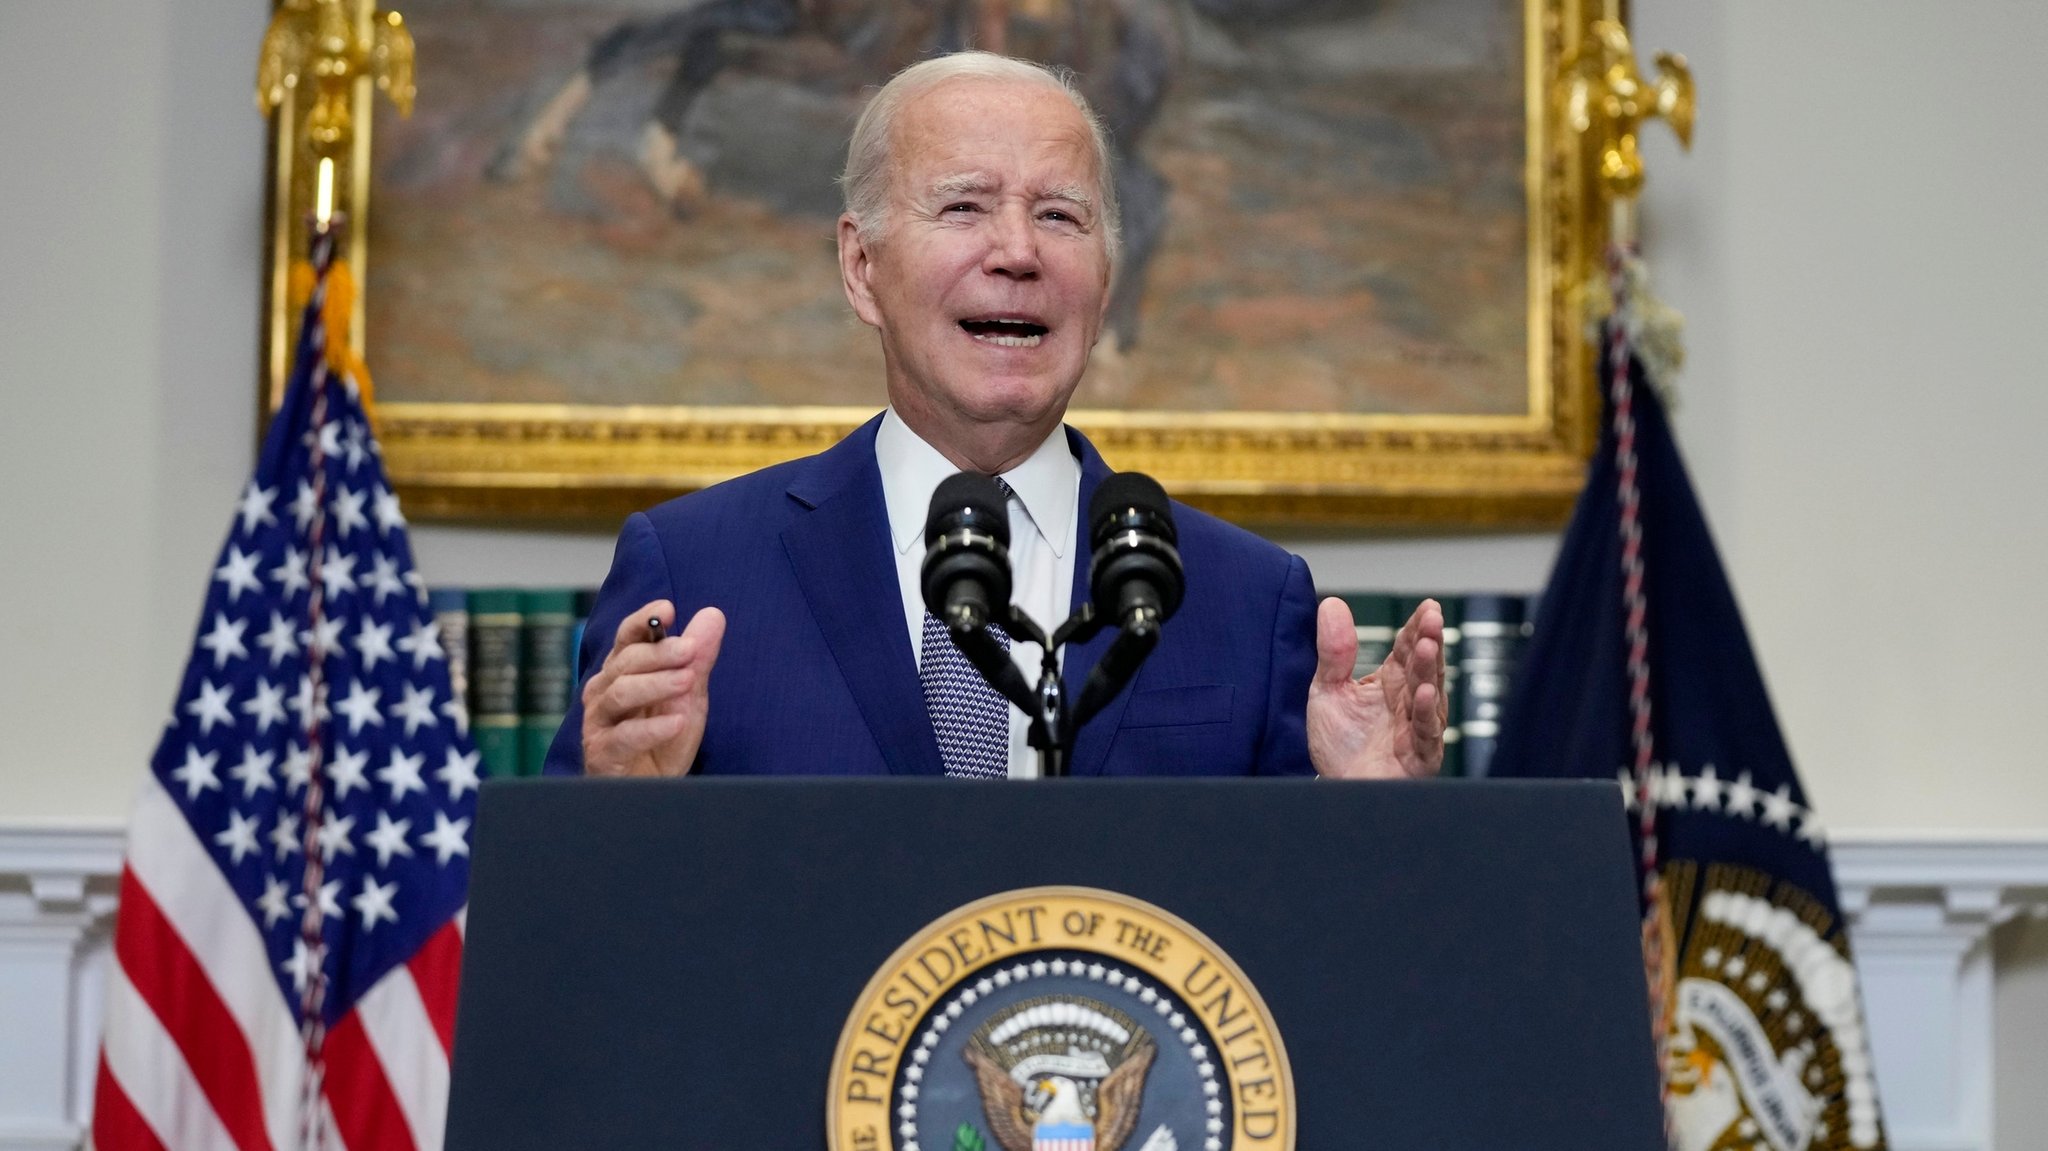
xmin=545 ymin=52 xmax=1446 ymax=780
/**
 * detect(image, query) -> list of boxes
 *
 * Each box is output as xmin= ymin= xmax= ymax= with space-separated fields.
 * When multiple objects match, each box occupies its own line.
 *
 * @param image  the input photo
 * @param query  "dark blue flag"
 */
xmin=1492 ymin=319 xmax=1887 ymax=1151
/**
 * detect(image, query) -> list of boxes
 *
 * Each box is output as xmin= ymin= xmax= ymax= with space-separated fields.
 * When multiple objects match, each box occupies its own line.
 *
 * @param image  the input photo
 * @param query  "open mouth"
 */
xmin=959 ymin=317 xmax=1049 ymax=348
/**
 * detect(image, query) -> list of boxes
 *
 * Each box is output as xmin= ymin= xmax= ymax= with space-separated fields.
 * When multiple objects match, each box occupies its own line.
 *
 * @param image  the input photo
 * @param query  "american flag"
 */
xmin=92 ymin=232 xmax=480 ymax=1151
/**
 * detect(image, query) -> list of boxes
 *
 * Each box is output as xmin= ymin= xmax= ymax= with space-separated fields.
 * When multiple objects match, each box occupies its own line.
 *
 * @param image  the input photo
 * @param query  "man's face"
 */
xmin=839 ymin=78 xmax=1112 ymax=452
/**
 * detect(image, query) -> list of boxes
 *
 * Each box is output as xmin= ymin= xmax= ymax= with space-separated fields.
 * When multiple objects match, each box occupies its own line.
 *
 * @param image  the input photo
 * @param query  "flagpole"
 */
xmin=1561 ymin=15 xmax=1692 ymax=1141
xmin=292 ymin=202 xmax=341 ymax=1151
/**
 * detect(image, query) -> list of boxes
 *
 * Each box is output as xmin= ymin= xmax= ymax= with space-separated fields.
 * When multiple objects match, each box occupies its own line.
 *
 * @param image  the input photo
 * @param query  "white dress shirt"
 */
xmin=875 ymin=408 xmax=1080 ymax=779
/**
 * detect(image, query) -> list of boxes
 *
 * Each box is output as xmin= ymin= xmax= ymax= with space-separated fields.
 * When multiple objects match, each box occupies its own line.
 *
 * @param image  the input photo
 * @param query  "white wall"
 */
xmin=1 ymin=2 xmax=2043 ymax=832
xmin=3 ymin=0 xmax=2046 ymax=1145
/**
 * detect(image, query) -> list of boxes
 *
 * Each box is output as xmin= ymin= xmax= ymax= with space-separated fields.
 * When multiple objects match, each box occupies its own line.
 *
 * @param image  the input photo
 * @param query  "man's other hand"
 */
xmin=1306 ymin=596 xmax=1447 ymax=779
xmin=581 ymin=600 xmax=726 ymax=777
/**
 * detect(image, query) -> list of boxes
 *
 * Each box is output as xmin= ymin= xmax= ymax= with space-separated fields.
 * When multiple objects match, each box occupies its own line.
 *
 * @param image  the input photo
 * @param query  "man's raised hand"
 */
xmin=1305 ymin=596 xmax=1447 ymax=779
xmin=581 ymin=600 xmax=726 ymax=777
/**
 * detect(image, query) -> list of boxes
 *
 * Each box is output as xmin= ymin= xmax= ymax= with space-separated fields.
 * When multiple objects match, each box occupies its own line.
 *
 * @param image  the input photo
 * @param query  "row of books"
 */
xmin=429 ymin=588 xmax=597 ymax=779
xmin=1328 ymin=592 xmax=1539 ymax=778
xmin=429 ymin=586 xmax=1539 ymax=779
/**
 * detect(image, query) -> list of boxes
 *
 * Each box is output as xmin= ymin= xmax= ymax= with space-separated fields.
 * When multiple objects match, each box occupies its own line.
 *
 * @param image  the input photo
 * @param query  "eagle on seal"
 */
xmin=962 ymin=1032 xmax=1155 ymax=1146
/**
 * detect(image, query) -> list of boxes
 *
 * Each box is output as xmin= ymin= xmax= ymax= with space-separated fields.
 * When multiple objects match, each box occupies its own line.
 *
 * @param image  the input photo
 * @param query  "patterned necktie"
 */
xmin=920 ymin=476 xmax=1015 ymax=779
xmin=920 ymin=612 xmax=1012 ymax=779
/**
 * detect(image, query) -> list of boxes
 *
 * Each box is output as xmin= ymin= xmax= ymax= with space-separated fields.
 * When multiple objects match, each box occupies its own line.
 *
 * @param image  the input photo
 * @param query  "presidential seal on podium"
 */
xmin=829 ymin=887 xmax=1294 ymax=1151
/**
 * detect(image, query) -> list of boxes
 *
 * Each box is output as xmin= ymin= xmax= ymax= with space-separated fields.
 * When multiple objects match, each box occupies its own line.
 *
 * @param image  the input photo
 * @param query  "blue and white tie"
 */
xmin=921 ymin=612 xmax=1012 ymax=779
xmin=921 ymin=476 xmax=1014 ymax=779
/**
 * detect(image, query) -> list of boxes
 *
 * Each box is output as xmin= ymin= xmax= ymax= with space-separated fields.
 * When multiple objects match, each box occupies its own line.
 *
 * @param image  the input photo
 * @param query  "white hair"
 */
xmin=841 ymin=51 xmax=1121 ymax=265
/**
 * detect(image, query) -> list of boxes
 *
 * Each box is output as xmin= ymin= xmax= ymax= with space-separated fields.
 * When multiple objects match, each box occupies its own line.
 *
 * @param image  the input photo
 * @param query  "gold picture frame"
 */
xmin=262 ymin=0 xmax=1623 ymax=528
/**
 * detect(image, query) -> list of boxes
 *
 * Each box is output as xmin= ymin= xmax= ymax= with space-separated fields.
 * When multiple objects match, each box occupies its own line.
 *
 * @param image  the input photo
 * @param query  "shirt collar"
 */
xmin=876 ymin=408 xmax=1077 ymax=558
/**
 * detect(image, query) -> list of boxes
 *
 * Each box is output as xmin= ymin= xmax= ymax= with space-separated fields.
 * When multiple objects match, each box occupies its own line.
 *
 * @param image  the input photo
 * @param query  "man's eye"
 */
xmin=943 ymin=202 xmax=980 ymax=214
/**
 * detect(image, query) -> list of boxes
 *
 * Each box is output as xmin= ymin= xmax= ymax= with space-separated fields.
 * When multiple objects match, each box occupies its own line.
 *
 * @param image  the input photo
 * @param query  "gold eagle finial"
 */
xmin=256 ymin=0 xmax=415 ymax=160
xmin=1559 ymin=18 xmax=1694 ymax=200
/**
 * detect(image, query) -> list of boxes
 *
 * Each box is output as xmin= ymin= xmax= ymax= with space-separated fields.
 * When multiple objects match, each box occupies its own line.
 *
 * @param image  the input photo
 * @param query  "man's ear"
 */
xmin=838 ymin=214 xmax=883 ymax=330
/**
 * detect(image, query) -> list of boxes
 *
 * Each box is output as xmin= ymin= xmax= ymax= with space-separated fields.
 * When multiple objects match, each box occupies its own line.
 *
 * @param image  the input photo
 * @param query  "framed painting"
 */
xmin=262 ymin=0 xmax=1620 ymax=526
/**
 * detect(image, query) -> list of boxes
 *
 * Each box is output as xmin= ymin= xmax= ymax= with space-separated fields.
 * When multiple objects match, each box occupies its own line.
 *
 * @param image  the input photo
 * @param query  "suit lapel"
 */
xmin=781 ymin=418 xmax=945 ymax=776
xmin=1063 ymin=429 xmax=1134 ymax=778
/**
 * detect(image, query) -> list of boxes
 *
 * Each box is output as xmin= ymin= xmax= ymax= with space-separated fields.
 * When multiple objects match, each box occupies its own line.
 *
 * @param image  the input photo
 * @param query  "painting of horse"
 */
xmin=364 ymin=0 xmax=1526 ymax=417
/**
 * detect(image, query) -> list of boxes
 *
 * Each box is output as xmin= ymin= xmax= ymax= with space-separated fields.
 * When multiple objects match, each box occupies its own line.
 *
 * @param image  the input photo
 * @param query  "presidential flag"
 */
xmin=1490 ymin=259 xmax=1886 ymax=1151
xmin=92 ymin=232 xmax=480 ymax=1151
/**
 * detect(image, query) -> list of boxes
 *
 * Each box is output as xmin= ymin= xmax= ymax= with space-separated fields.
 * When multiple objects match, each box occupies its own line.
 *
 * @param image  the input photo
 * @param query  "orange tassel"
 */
xmin=286 ymin=258 xmax=378 ymax=420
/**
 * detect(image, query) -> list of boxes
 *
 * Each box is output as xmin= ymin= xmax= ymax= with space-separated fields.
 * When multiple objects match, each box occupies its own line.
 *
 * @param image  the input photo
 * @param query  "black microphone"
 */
xmin=921 ymin=473 xmax=1038 ymax=716
xmin=1072 ymin=473 xmax=1184 ymax=727
xmin=1087 ymin=472 xmax=1184 ymax=638
xmin=921 ymin=472 xmax=1012 ymax=633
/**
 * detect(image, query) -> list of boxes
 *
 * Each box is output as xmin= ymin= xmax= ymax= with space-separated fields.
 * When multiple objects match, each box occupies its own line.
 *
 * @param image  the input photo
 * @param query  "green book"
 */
xmin=520 ymin=589 xmax=578 ymax=778
xmin=468 ymin=588 xmax=525 ymax=780
xmin=1458 ymin=594 xmax=1529 ymax=779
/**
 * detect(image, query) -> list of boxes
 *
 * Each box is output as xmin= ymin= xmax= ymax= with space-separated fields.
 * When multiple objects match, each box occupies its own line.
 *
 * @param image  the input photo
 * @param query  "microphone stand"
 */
xmin=947 ymin=600 xmax=1156 ymax=779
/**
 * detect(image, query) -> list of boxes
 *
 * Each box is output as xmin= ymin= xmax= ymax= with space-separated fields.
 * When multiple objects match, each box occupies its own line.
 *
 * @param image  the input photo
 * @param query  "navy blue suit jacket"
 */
xmin=543 ymin=417 xmax=1318 ymax=777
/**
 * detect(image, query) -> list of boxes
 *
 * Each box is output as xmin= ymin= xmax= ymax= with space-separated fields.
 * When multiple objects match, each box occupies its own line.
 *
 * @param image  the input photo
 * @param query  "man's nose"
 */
xmin=981 ymin=203 xmax=1041 ymax=278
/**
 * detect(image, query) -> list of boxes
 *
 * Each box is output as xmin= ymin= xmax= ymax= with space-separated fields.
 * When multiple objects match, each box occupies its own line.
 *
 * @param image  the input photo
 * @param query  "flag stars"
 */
xmin=197 ymin=613 xmax=249 ymax=668
xmin=282 ymin=745 xmax=313 ymax=794
xmin=186 ymin=679 xmax=236 ymax=735
xmin=316 ymin=812 xmax=357 ymax=862
xmin=389 ymin=683 xmax=439 ymax=737
xmin=342 ymin=422 xmax=369 ymax=472
xmin=257 ymin=875 xmax=292 ymax=927
xmin=301 ymin=615 xmax=346 ymax=663
xmin=214 ymin=810 xmax=262 ymax=864
xmin=361 ymin=553 xmax=406 ymax=604
xmin=290 ymin=481 xmax=319 ymax=532
xmin=1655 ymin=764 xmax=1689 ymax=809
xmin=372 ymin=486 xmax=406 ymax=533
xmin=441 ymin=695 xmax=470 ymax=735
xmin=334 ymin=679 xmax=384 ymax=735
xmin=436 ymin=747 xmax=481 ymax=801
xmin=171 ymin=745 xmax=221 ymax=800
xmin=289 ymin=676 xmax=329 ymax=729
xmin=331 ymin=486 xmax=369 ymax=539
xmin=271 ymin=812 xmax=303 ymax=860
xmin=419 ymin=811 xmax=472 ymax=865
xmin=318 ymin=547 xmax=358 ymax=602
xmin=1760 ymin=784 xmax=1799 ymax=831
xmin=1690 ymin=764 xmax=1724 ymax=811
xmin=294 ymin=878 xmax=344 ymax=919
xmin=271 ymin=548 xmax=310 ymax=598
xmin=395 ymin=618 xmax=445 ymax=670
xmin=214 ymin=545 xmax=264 ymax=603
xmin=283 ymin=938 xmax=323 ymax=994
xmin=228 ymin=743 xmax=277 ymax=798
xmin=354 ymin=618 xmax=395 ymax=671
xmin=365 ymin=811 xmax=415 ymax=866
xmin=328 ymin=744 xmax=371 ymax=799
xmin=316 ymin=419 xmax=345 ymax=460
xmin=376 ymin=748 xmax=427 ymax=802
xmin=255 ymin=613 xmax=300 ymax=667
xmin=353 ymin=877 xmax=400 ymax=930
xmin=1724 ymin=771 xmax=1759 ymax=820
xmin=1797 ymin=807 xmax=1829 ymax=848
xmin=242 ymin=678 xmax=288 ymax=734
xmin=237 ymin=482 xmax=279 ymax=536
